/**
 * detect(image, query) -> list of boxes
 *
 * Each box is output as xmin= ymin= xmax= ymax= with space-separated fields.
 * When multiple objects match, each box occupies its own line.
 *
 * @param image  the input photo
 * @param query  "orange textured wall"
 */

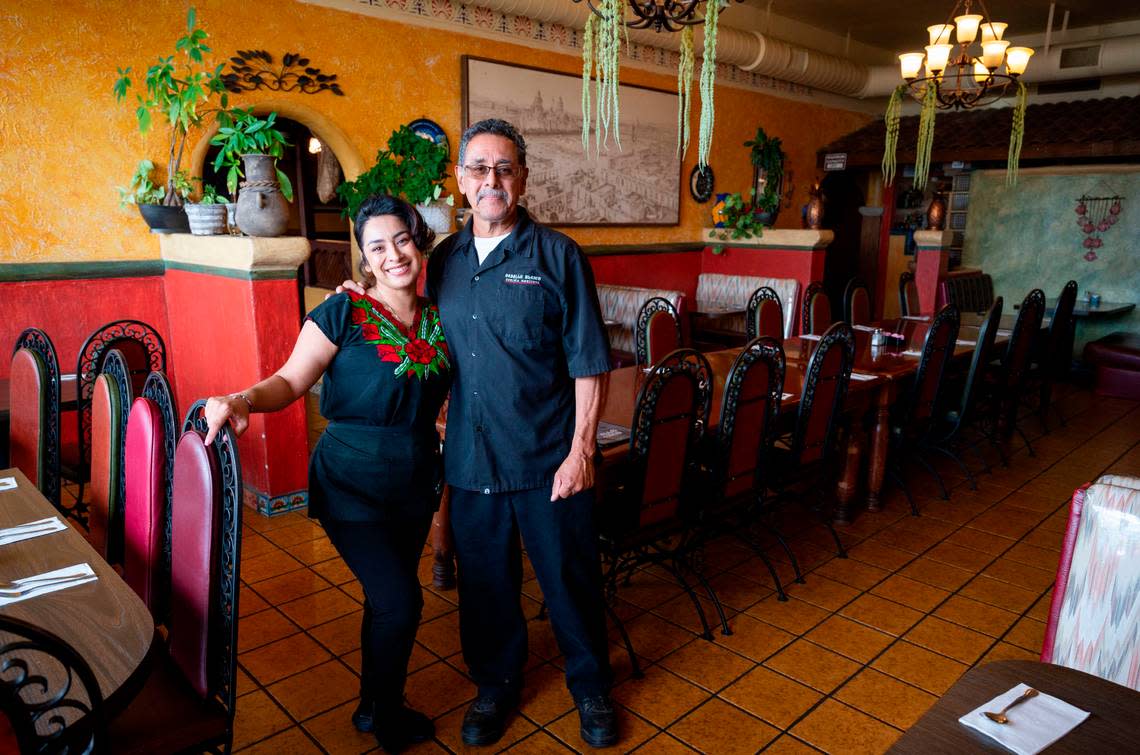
xmin=0 ymin=0 xmax=871 ymax=263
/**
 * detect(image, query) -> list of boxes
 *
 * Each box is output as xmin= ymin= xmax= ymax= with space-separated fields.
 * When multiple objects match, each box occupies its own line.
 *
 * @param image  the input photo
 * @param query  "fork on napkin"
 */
xmin=958 ymin=683 xmax=1090 ymax=755
xmin=0 ymin=563 xmax=98 ymax=606
xmin=0 ymin=517 xmax=68 ymax=546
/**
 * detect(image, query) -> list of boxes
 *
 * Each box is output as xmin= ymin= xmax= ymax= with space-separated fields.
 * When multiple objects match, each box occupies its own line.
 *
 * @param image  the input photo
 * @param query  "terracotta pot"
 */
xmin=235 ymin=154 xmax=289 ymax=237
xmin=184 ymin=203 xmax=228 ymax=235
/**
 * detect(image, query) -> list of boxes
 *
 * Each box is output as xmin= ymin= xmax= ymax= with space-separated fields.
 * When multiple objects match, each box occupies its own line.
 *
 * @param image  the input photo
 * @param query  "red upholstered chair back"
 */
xmin=899 ymin=271 xmax=920 ymax=317
xmin=844 ymin=278 xmax=872 ymax=326
xmin=716 ymin=338 xmax=785 ymax=501
xmin=801 ymin=282 xmax=832 ymax=336
xmin=9 ymin=349 xmax=48 ymax=493
xmin=746 ymin=286 xmax=785 ymax=342
xmin=635 ymin=297 xmax=681 ymax=366
xmin=1001 ymin=288 xmax=1046 ymax=390
xmin=793 ymin=322 xmax=855 ymax=466
xmin=88 ymin=373 xmax=122 ymax=561
xmin=124 ymin=397 xmax=167 ymax=615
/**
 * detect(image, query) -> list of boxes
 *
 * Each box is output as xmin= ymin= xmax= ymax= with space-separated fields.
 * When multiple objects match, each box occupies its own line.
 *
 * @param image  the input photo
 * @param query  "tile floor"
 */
xmin=225 ymin=388 xmax=1140 ymax=753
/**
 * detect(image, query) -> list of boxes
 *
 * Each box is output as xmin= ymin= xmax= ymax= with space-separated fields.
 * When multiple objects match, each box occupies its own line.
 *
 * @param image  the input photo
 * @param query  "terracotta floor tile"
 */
xmin=239 ymin=586 xmax=270 ymax=618
xmin=805 ymin=615 xmax=893 ymax=664
xmin=232 ymin=690 xmax=293 ymax=750
xmin=650 ymin=592 xmax=734 ymax=635
xmin=669 ymin=698 xmax=778 ymax=754
xmin=764 ymin=639 xmax=860 ymax=693
xmin=1028 ymin=591 xmax=1054 ymax=622
xmin=982 ymin=558 xmax=1057 ymax=592
xmin=245 ymin=511 xmax=307 ymax=534
xmin=836 ymin=668 xmax=937 ymax=730
xmin=847 ymin=539 xmax=914 ymax=571
xmin=959 ymin=575 xmax=1042 ymax=613
xmin=925 ymin=541 xmax=996 ymax=571
xmin=840 ymin=594 xmax=923 ymax=636
xmin=1022 ymin=527 xmax=1063 ymax=551
xmin=404 ymin=660 xmax=475 ymax=719
xmin=871 ymin=574 xmax=951 ymax=613
xmin=659 ymin=638 xmax=755 ymax=692
xmin=301 ymin=700 xmax=379 ymax=755
xmin=717 ymin=613 xmax=796 ymax=662
xmin=707 ymin=570 xmax=776 ymax=611
xmin=782 ymin=574 xmax=860 ymax=611
xmin=871 ymin=642 xmax=967 ymax=695
xmin=616 ymin=573 xmax=685 ymax=610
xmin=434 ymin=701 xmax=537 ymax=753
xmin=242 ymin=550 xmax=306 ymax=584
xmin=241 ymin=633 xmax=332 ymax=686
xmin=237 ymin=725 xmax=322 ymax=754
xmin=309 ymin=557 xmax=356 ymax=586
xmin=339 ymin=581 xmax=365 ymax=604
xmin=278 ymin=587 xmax=359 ymax=630
xmin=810 ymin=556 xmax=889 ymax=590
xmin=238 ymin=608 xmax=300 ymax=653
xmin=421 ymin=589 xmax=457 ymax=622
xmin=1004 ymin=541 xmax=1064 ymax=572
xmin=502 ymin=730 xmax=577 ymax=753
xmin=898 ymin=557 xmax=975 ymax=591
xmin=743 ymin=595 xmax=829 ymax=635
xmin=1004 ymin=616 xmax=1047 ymax=654
xmin=415 ymin=610 xmax=464 ymax=659
xmin=791 ymin=699 xmax=901 ymax=754
xmin=252 ymin=569 xmax=332 ymax=605
xmin=942 ymin=527 xmax=1016 ymax=556
xmin=517 ymin=663 xmax=576 ymax=725
xmin=267 ymin=659 xmax=359 ymax=721
xmin=980 ymin=641 xmax=1040 ymax=664
xmin=635 ymin=733 xmax=699 ymax=752
xmin=237 ymin=665 xmax=258 ymax=697
xmin=762 ymin=734 xmax=823 ymax=753
xmin=620 ymin=611 xmax=702 ymax=662
xmin=611 ymin=665 xmax=711 ymax=727
xmin=307 ymin=610 xmax=363 ymax=656
xmin=288 ymin=536 xmax=342 ymax=566
xmin=240 ymin=532 xmax=278 ymax=561
xmin=547 ymin=706 xmax=658 ymax=753
xmin=904 ymin=616 xmax=994 ymax=665
xmin=968 ymin=507 xmax=1043 ymax=539
xmin=933 ymin=595 xmax=1020 ymax=638
xmin=720 ymin=666 xmax=822 ymax=729
xmin=263 ymin=520 xmax=327 ymax=548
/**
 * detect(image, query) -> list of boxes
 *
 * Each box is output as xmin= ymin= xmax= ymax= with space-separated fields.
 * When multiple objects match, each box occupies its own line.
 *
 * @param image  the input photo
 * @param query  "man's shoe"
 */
xmin=374 ymin=707 xmax=434 ymax=753
xmin=576 ymin=695 xmax=618 ymax=748
xmin=351 ymin=697 xmax=374 ymax=733
xmin=461 ymin=695 xmax=516 ymax=746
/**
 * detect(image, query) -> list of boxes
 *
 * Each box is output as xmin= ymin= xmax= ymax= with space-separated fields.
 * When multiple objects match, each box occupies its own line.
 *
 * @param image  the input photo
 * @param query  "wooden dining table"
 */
xmin=0 ymin=467 xmax=154 ymax=711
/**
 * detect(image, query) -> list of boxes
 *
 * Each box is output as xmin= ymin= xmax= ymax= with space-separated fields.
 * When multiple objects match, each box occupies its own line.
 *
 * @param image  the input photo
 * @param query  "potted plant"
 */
xmin=184 ymin=183 xmax=229 ymax=235
xmin=112 ymin=7 xmax=228 ymax=232
xmin=117 ymin=160 xmax=194 ymax=232
xmin=745 ymin=127 xmax=785 ymax=226
xmin=337 ymin=123 xmax=454 ymax=234
xmin=708 ymin=190 xmax=765 ymax=249
xmin=210 ymin=108 xmax=294 ymax=237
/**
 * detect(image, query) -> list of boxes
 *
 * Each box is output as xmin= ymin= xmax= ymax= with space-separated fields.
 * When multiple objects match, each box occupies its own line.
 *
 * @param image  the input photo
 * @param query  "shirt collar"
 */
xmin=453 ymin=206 xmax=536 ymax=259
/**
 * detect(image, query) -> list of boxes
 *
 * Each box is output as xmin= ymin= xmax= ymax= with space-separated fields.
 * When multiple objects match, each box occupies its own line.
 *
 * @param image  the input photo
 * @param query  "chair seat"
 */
xmin=109 ymin=650 xmax=229 ymax=754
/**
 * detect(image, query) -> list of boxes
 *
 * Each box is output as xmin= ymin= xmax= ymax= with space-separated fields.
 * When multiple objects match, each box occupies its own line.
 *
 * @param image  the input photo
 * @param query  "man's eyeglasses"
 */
xmin=462 ymin=164 xmax=522 ymax=180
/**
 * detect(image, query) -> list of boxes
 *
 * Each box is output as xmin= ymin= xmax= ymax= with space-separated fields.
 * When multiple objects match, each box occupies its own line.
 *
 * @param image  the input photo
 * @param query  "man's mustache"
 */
xmin=477 ymin=188 xmax=509 ymax=203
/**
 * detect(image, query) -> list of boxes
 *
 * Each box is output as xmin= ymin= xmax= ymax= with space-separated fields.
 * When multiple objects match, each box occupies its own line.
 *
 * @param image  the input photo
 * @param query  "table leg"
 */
xmin=835 ymin=424 xmax=863 ymax=525
xmin=431 ymin=487 xmax=455 ymax=590
xmin=865 ymin=386 xmax=894 ymax=512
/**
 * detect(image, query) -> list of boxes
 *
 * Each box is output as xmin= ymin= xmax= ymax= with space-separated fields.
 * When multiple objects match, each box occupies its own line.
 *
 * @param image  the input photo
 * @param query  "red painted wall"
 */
xmin=0 ymin=277 xmax=170 ymax=381
xmin=589 ymin=252 xmax=703 ymax=300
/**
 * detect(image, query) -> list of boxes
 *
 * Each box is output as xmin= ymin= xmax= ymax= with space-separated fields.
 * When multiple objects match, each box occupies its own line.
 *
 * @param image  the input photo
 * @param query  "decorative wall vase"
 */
xmin=805 ymin=192 xmax=825 ymax=230
xmin=416 ymin=200 xmax=453 ymax=235
xmin=236 ymin=154 xmax=289 ymax=237
xmin=926 ymin=192 xmax=947 ymax=231
xmin=712 ymin=193 xmax=729 ymax=227
xmin=138 ymin=204 xmax=191 ymax=234
xmin=184 ymin=204 xmax=228 ymax=235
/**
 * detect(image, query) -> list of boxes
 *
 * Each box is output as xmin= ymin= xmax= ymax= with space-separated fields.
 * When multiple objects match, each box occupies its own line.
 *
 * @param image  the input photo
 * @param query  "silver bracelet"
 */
xmin=231 ymin=392 xmax=254 ymax=411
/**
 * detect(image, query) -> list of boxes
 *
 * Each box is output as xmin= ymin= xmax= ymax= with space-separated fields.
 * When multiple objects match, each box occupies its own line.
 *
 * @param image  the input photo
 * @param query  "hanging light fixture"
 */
xmin=572 ymin=0 xmax=743 ymax=33
xmin=897 ymin=0 xmax=1034 ymax=109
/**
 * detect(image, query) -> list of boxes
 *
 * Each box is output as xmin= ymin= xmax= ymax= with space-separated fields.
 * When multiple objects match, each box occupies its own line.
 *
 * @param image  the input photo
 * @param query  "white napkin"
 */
xmin=901 ymin=349 xmax=923 ymax=357
xmin=853 ymin=325 xmax=877 ymax=332
xmin=850 ymin=372 xmax=878 ymax=381
xmin=0 ymin=563 xmax=98 ymax=607
xmin=0 ymin=517 xmax=67 ymax=546
xmin=997 ymin=329 xmax=1013 ymax=337
xmin=902 ymin=315 xmax=931 ymax=321
xmin=0 ymin=477 xmax=16 ymax=492
xmin=799 ymin=334 xmax=821 ymax=341
xmin=958 ymin=683 xmax=1090 ymax=755
xmin=781 ymin=392 xmax=794 ymax=400
xmin=957 ymin=339 xmax=977 ymax=346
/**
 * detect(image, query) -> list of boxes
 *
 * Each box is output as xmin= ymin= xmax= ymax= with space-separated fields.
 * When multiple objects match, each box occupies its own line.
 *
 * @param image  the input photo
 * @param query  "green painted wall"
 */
xmin=963 ymin=168 xmax=1140 ymax=351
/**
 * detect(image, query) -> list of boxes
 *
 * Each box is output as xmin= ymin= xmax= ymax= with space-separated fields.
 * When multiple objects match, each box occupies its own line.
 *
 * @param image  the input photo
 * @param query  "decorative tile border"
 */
xmin=242 ymin=485 xmax=310 ymax=516
xmin=306 ymin=0 xmax=816 ymax=98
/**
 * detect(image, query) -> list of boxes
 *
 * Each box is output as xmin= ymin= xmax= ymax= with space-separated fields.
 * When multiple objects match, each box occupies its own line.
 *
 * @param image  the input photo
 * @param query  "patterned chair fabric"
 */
xmin=1042 ymin=476 xmax=1140 ymax=691
xmin=124 ymin=397 xmax=167 ymax=615
xmin=88 ymin=373 xmax=124 ymax=562
xmin=695 ymin=273 xmax=798 ymax=338
xmin=596 ymin=284 xmax=685 ymax=355
xmin=939 ymin=272 xmax=995 ymax=314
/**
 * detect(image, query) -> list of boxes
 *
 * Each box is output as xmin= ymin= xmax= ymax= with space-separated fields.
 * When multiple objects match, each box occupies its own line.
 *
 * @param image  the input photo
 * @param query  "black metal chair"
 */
xmin=926 ymin=297 xmax=1004 ymax=485
xmin=766 ymin=322 xmax=856 ymax=573
xmin=801 ymin=282 xmax=832 ymax=336
xmin=899 ymin=271 xmax=919 ymax=317
xmin=1030 ymin=280 xmax=1078 ymax=431
xmin=9 ymin=328 xmax=62 ymax=510
xmin=88 ymin=349 xmax=132 ymax=564
xmin=885 ymin=305 xmax=961 ymax=515
xmin=843 ymin=277 xmax=872 ymax=326
xmin=634 ymin=297 xmax=682 ymax=366
xmin=141 ymin=371 xmax=178 ymax=624
xmin=597 ymin=349 xmax=722 ymax=674
xmin=745 ymin=286 xmax=784 ymax=341
xmin=702 ymin=337 xmax=793 ymax=599
xmin=0 ymin=614 xmax=105 ymax=754
xmin=990 ymin=289 xmax=1047 ymax=461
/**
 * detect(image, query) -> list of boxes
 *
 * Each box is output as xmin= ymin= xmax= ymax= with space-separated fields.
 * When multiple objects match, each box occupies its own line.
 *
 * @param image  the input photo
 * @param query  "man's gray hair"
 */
xmin=458 ymin=119 xmax=527 ymax=167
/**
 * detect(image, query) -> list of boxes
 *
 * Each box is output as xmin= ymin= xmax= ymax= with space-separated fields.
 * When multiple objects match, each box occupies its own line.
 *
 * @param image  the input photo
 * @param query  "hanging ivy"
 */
xmin=697 ymin=0 xmax=720 ymax=169
xmin=881 ymin=85 xmax=905 ymax=186
xmin=677 ymin=26 xmax=695 ymax=158
xmin=1006 ymin=80 xmax=1028 ymax=186
xmin=581 ymin=13 xmax=595 ymax=154
xmin=913 ymin=83 xmax=937 ymax=189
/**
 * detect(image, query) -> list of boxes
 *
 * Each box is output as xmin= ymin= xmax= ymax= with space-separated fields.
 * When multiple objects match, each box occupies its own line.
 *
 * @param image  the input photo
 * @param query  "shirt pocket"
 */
xmin=492 ymin=284 xmax=545 ymax=348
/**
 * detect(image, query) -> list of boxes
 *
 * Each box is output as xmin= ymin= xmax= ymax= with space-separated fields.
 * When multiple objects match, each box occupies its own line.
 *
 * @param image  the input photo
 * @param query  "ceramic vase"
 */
xmin=236 ymin=154 xmax=289 ymax=237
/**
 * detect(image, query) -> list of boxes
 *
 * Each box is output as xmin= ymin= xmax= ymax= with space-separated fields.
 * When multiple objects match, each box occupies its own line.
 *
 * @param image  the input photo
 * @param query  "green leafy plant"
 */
xmin=209 ymin=107 xmax=293 ymax=201
xmin=117 ymin=160 xmax=193 ymax=207
xmin=336 ymin=124 xmax=452 ymax=219
xmin=112 ymin=7 xmax=228 ymax=206
xmin=745 ymin=127 xmax=785 ymax=213
xmin=709 ymin=190 xmax=766 ymax=247
xmin=196 ymin=183 xmax=227 ymax=204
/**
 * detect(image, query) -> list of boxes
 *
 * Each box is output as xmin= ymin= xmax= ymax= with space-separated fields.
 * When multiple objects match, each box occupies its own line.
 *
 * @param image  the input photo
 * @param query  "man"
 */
xmin=431 ymin=119 xmax=615 ymax=748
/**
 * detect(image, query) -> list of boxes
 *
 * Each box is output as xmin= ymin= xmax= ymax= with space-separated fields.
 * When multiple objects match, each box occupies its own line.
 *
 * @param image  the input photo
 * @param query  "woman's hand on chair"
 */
xmin=204 ymin=395 xmax=250 ymax=445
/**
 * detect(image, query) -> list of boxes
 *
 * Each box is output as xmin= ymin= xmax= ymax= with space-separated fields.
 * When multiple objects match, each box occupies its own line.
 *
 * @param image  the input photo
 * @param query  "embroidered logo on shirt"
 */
xmin=348 ymin=293 xmax=450 ymax=380
xmin=504 ymin=273 xmax=542 ymax=286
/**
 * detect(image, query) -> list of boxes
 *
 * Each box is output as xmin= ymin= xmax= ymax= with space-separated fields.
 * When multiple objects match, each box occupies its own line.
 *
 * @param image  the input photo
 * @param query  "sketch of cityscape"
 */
xmin=465 ymin=58 xmax=680 ymax=226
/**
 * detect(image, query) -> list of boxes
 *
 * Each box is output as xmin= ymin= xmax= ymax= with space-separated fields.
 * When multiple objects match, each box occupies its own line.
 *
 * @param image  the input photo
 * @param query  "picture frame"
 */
xmin=462 ymin=56 xmax=681 ymax=226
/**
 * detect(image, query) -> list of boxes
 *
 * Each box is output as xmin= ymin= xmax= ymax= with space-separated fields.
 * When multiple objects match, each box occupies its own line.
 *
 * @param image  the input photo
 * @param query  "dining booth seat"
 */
xmin=695 ymin=273 xmax=799 ymax=339
xmin=938 ymin=270 xmax=994 ymax=314
xmin=1083 ymin=332 xmax=1140 ymax=401
xmin=596 ymin=284 xmax=686 ymax=366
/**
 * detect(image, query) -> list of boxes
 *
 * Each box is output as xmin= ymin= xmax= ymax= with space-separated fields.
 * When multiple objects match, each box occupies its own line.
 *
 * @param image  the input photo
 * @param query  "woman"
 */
xmin=204 ymin=195 xmax=450 ymax=752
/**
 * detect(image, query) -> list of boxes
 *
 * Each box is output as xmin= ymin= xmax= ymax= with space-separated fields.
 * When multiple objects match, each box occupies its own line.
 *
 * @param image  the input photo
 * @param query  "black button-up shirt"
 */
xmin=427 ymin=207 xmax=611 ymax=493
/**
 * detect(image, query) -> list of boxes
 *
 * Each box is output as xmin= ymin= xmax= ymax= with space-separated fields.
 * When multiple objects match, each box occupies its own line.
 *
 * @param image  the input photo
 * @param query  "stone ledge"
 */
xmin=702 ymin=228 xmax=834 ymax=249
xmin=159 ymin=234 xmax=311 ymax=273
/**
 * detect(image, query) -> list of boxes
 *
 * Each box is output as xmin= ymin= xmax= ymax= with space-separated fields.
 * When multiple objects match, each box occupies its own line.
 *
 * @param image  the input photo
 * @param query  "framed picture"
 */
xmin=462 ymin=56 xmax=681 ymax=226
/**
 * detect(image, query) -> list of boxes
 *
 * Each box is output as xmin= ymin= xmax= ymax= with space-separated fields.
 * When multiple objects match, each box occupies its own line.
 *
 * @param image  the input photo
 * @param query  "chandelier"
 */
xmin=572 ymin=0 xmax=742 ymax=33
xmin=897 ymin=0 xmax=1034 ymax=109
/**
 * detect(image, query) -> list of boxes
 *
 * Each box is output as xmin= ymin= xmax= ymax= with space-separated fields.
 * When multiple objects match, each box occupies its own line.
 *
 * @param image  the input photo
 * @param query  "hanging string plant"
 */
xmin=696 ymin=0 xmax=720 ymax=169
xmin=913 ymin=83 xmax=938 ymax=189
xmin=582 ymin=13 xmax=595 ymax=153
xmin=1006 ymin=80 xmax=1028 ymax=186
xmin=880 ymin=85 xmax=906 ymax=186
xmin=580 ymin=0 xmax=623 ymax=155
xmin=677 ymin=25 xmax=695 ymax=158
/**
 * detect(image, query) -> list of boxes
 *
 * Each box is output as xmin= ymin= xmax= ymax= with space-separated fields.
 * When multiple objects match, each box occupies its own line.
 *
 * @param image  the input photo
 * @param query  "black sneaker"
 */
xmin=461 ymin=695 xmax=517 ymax=746
xmin=576 ymin=695 xmax=618 ymax=748
xmin=374 ymin=707 xmax=434 ymax=753
xmin=351 ymin=697 xmax=374 ymax=733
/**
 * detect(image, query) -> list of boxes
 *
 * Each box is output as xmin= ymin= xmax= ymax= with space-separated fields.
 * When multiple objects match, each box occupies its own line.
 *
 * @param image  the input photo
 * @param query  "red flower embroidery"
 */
xmin=360 ymin=321 xmax=381 ymax=341
xmin=350 ymin=302 xmax=369 ymax=325
xmin=376 ymin=343 xmax=402 ymax=363
xmin=404 ymin=339 xmax=437 ymax=364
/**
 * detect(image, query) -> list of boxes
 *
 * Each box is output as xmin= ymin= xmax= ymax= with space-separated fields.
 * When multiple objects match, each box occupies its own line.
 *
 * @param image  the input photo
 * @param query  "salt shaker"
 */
xmin=871 ymin=328 xmax=884 ymax=347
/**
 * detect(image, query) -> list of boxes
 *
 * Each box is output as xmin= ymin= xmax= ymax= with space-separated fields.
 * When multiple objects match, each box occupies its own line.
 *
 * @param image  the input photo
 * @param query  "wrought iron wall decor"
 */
xmin=1075 ymin=194 xmax=1124 ymax=262
xmin=222 ymin=50 xmax=344 ymax=95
